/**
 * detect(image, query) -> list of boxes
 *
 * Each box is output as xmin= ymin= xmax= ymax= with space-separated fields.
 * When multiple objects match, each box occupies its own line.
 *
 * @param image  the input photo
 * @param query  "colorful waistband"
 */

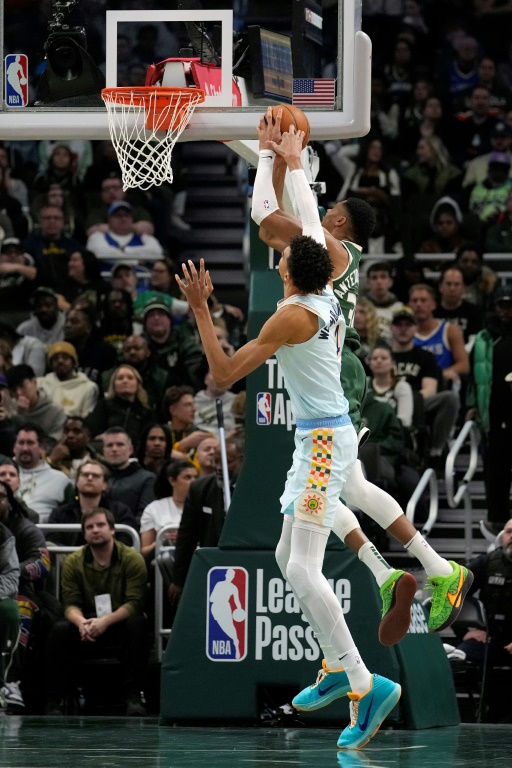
xmin=295 ymin=414 xmax=352 ymax=430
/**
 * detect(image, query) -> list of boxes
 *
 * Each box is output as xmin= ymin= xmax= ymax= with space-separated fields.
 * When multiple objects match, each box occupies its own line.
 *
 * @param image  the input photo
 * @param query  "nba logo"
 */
xmin=206 ymin=566 xmax=248 ymax=662
xmin=5 ymin=54 xmax=29 ymax=107
xmin=256 ymin=392 xmax=272 ymax=425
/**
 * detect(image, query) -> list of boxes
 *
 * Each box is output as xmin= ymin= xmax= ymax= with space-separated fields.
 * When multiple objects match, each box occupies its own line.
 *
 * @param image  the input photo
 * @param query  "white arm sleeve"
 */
xmin=251 ymin=150 xmax=279 ymax=225
xmin=290 ymin=168 xmax=326 ymax=247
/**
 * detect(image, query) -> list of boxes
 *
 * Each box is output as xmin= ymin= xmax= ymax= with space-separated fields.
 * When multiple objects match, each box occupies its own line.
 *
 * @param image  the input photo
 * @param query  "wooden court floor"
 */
xmin=1 ymin=717 xmax=511 ymax=768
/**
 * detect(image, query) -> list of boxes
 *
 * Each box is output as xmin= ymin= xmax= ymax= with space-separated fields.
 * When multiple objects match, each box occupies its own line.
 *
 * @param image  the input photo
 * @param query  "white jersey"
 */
xmin=274 ymin=289 xmax=348 ymax=420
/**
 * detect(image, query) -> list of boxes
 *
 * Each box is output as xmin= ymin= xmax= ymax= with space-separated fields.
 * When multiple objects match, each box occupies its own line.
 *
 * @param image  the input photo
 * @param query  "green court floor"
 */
xmin=1 ymin=717 xmax=511 ymax=768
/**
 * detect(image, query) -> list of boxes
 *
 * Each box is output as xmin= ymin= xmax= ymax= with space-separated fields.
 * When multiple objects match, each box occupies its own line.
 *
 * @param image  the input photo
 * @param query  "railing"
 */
xmin=37 ymin=523 xmax=141 ymax=597
xmin=444 ymin=420 xmax=481 ymax=561
xmin=406 ymin=467 xmax=438 ymax=537
xmin=154 ymin=524 xmax=179 ymax=663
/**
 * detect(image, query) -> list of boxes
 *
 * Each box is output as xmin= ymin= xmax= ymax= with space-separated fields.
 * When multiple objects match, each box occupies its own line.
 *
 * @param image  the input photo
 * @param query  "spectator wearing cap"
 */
xmin=142 ymin=295 xmax=204 ymax=391
xmin=6 ymin=364 xmax=67 ymax=442
xmin=16 ymin=287 xmax=65 ymax=346
xmin=463 ymin=121 xmax=512 ymax=189
xmin=0 ymin=238 xmax=36 ymax=324
xmin=38 ymin=342 xmax=98 ymax=418
xmin=0 ymin=323 xmax=46 ymax=377
xmin=85 ymin=201 xmax=163 ymax=264
xmin=466 ymin=295 xmax=512 ymax=536
xmin=485 ymin=187 xmax=512 ymax=253
xmin=22 ymin=205 xmax=83 ymax=294
xmin=85 ymin=175 xmax=154 ymax=237
xmin=468 ymin=151 xmax=512 ymax=224
xmin=390 ymin=305 xmax=460 ymax=467
xmin=111 ymin=262 xmax=140 ymax=301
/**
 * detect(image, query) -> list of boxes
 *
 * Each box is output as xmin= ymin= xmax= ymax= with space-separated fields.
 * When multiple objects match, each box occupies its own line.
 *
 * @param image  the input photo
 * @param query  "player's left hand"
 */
xmin=269 ymin=124 xmax=304 ymax=162
xmin=176 ymin=259 xmax=214 ymax=311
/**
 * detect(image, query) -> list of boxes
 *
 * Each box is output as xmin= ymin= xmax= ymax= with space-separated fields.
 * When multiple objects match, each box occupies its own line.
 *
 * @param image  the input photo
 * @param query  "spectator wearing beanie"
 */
xmin=38 ymin=342 xmax=99 ymax=418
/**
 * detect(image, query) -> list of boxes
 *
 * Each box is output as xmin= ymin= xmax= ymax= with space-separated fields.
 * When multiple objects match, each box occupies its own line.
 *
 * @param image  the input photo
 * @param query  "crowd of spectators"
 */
xmin=1 ymin=0 xmax=512 ymax=719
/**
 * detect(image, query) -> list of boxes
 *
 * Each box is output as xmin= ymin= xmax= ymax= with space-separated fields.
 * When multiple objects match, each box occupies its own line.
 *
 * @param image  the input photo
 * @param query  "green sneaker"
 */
xmin=427 ymin=561 xmax=474 ymax=632
xmin=378 ymin=570 xmax=417 ymax=646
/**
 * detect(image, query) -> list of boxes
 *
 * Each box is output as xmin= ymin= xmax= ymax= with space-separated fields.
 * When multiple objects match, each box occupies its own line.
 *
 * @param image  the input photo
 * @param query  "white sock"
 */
xmin=405 ymin=533 xmax=453 ymax=577
xmin=339 ymin=648 xmax=372 ymax=695
xmin=358 ymin=541 xmax=395 ymax=588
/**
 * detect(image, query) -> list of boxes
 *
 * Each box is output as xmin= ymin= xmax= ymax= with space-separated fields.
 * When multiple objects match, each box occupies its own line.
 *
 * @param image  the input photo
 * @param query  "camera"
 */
xmin=35 ymin=0 xmax=104 ymax=107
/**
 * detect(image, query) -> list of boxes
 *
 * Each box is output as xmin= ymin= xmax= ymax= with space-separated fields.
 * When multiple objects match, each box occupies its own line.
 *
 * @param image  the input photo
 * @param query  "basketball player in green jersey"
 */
xmin=252 ymin=109 xmax=472 ymax=667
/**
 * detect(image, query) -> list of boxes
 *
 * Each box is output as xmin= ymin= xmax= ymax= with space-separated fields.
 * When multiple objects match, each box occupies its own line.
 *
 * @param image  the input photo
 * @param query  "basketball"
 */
xmin=232 ymin=608 xmax=246 ymax=622
xmin=271 ymin=104 xmax=310 ymax=148
xmin=19 ymin=77 xmax=27 ymax=85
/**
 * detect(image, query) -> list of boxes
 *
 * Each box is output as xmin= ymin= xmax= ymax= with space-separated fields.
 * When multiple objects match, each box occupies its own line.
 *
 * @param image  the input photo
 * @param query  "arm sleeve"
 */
xmin=289 ymin=169 xmax=326 ymax=246
xmin=394 ymin=380 xmax=414 ymax=429
xmin=251 ymin=151 xmax=279 ymax=225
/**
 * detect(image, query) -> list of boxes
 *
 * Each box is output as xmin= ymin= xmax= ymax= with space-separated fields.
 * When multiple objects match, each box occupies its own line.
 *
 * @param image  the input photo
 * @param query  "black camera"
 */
xmin=35 ymin=0 xmax=104 ymax=106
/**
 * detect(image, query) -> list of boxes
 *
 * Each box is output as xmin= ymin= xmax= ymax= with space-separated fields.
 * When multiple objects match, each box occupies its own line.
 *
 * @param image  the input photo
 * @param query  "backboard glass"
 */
xmin=0 ymin=1 xmax=371 ymax=141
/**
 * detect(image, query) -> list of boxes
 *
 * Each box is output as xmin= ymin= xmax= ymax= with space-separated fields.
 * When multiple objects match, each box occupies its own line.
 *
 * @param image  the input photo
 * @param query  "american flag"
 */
xmin=292 ymin=78 xmax=336 ymax=106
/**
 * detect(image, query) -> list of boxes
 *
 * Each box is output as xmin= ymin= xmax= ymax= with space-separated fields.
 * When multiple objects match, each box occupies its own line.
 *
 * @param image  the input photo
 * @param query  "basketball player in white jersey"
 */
xmin=251 ymin=108 xmax=473 ymax=712
xmin=177 ymin=127 xmax=401 ymax=751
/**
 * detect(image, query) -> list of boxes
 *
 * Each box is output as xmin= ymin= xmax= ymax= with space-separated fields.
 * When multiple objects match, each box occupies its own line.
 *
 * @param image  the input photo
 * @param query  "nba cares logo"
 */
xmin=206 ymin=566 xmax=248 ymax=662
xmin=5 ymin=54 xmax=28 ymax=107
xmin=256 ymin=392 xmax=271 ymax=425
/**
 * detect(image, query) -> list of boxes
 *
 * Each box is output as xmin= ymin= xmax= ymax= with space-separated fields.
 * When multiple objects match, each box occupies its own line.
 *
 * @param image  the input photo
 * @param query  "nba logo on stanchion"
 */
xmin=256 ymin=392 xmax=271 ymax=425
xmin=5 ymin=54 xmax=28 ymax=107
xmin=206 ymin=566 xmax=248 ymax=662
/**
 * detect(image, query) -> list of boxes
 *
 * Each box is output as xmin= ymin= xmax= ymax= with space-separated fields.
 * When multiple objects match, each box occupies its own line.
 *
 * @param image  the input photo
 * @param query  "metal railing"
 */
xmin=153 ymin=524 xmax=179 ymax=663
xmin=37 ymin=523 xmax=140 ymax=597
xmin=406 ymin=467 xmax=438 ymax=537
xmin=444 ymin=420 xmax=481 ymax=561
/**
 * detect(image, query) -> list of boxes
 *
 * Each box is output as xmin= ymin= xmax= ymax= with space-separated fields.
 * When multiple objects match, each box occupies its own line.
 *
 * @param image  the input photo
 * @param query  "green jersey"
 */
xmin=331 ymin=240 xmax=362 ymax=329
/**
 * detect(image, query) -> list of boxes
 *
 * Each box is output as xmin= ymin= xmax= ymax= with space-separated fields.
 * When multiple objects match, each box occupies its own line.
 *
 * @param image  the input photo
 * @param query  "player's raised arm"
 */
xmin=251 ymin=108 xmax=303 ymax=252
xmin=269 ymin=127 xmax=326 ymax=248
xmin=176 ymin=259 xmax=291 ymax=388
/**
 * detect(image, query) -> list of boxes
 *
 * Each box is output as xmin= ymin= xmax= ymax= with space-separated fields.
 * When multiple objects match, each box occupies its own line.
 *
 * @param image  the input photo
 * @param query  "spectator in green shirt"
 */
xmin=44 ymin=507 xmax=149 ymax=716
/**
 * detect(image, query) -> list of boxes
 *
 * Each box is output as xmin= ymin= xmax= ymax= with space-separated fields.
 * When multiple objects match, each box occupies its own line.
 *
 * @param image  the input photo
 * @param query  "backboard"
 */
xmin=0 ymin=0 xmax=371 ymax=142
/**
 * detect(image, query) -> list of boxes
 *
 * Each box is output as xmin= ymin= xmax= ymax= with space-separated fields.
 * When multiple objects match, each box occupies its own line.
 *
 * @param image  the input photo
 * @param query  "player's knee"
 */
xmin=286 ymin=560 xmax=314 ymax=601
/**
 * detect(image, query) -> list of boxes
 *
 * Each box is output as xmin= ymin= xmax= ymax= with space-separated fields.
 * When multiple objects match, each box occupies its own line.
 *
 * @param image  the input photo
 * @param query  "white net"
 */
xmin=101 ymin=87 xmax=205 ymax=191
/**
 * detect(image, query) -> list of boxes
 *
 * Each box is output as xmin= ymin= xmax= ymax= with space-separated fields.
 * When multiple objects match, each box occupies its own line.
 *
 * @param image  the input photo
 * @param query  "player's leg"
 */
xmin=342 ymin=460 xmax=473 ymax=632
xmin=341 ymin=349 xmax=471 ymax=629
xmin=286 ymin=517 xmax=401 ymax=749
xmin=333 ymin=501 xmax=417 ymax=646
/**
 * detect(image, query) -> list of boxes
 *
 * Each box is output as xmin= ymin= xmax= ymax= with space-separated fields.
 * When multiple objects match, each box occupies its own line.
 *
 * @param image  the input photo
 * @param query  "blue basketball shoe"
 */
xmin=337 ymin=674 xmax=401 ymax=750
xmin=292 ymin=659 xmax=351 ymax=711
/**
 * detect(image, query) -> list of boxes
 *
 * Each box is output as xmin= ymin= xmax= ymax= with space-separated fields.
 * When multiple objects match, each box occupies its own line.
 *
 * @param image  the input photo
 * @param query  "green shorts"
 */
xmin=341 ymin=345 xmax=367 ymax=435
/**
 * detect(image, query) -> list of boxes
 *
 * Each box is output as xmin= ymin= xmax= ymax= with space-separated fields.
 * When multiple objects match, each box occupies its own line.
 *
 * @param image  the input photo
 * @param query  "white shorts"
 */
xmin=279 ymin=415 xmax=357 ymax=529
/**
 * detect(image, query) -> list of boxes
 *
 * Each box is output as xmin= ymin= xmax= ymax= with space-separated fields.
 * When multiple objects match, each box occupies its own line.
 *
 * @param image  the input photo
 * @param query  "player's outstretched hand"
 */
xmin=269 ymin=124 xmax=304 ymax=165
xmin=257 ymin=106 xmax=282 ymax=150
xmin=176 ymin=259 xmax=213 ymax=311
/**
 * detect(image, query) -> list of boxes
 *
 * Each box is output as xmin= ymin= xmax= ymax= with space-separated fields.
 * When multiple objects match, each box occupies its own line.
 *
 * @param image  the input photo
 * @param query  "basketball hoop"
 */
xmin=101 ymin=86 xmax=205 ymax=191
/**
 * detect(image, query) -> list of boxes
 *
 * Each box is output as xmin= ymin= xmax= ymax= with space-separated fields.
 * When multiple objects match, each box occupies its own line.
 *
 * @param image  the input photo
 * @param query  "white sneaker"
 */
xmin=170 ymin=214 xmax=191 ymax=230
xmin=1 ymin=681 xmax=25 ymax=709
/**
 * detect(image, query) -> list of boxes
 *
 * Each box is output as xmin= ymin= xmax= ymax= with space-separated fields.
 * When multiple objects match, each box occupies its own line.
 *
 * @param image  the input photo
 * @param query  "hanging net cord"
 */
xmin=102 ymin=87 xmax=205 ymax=191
